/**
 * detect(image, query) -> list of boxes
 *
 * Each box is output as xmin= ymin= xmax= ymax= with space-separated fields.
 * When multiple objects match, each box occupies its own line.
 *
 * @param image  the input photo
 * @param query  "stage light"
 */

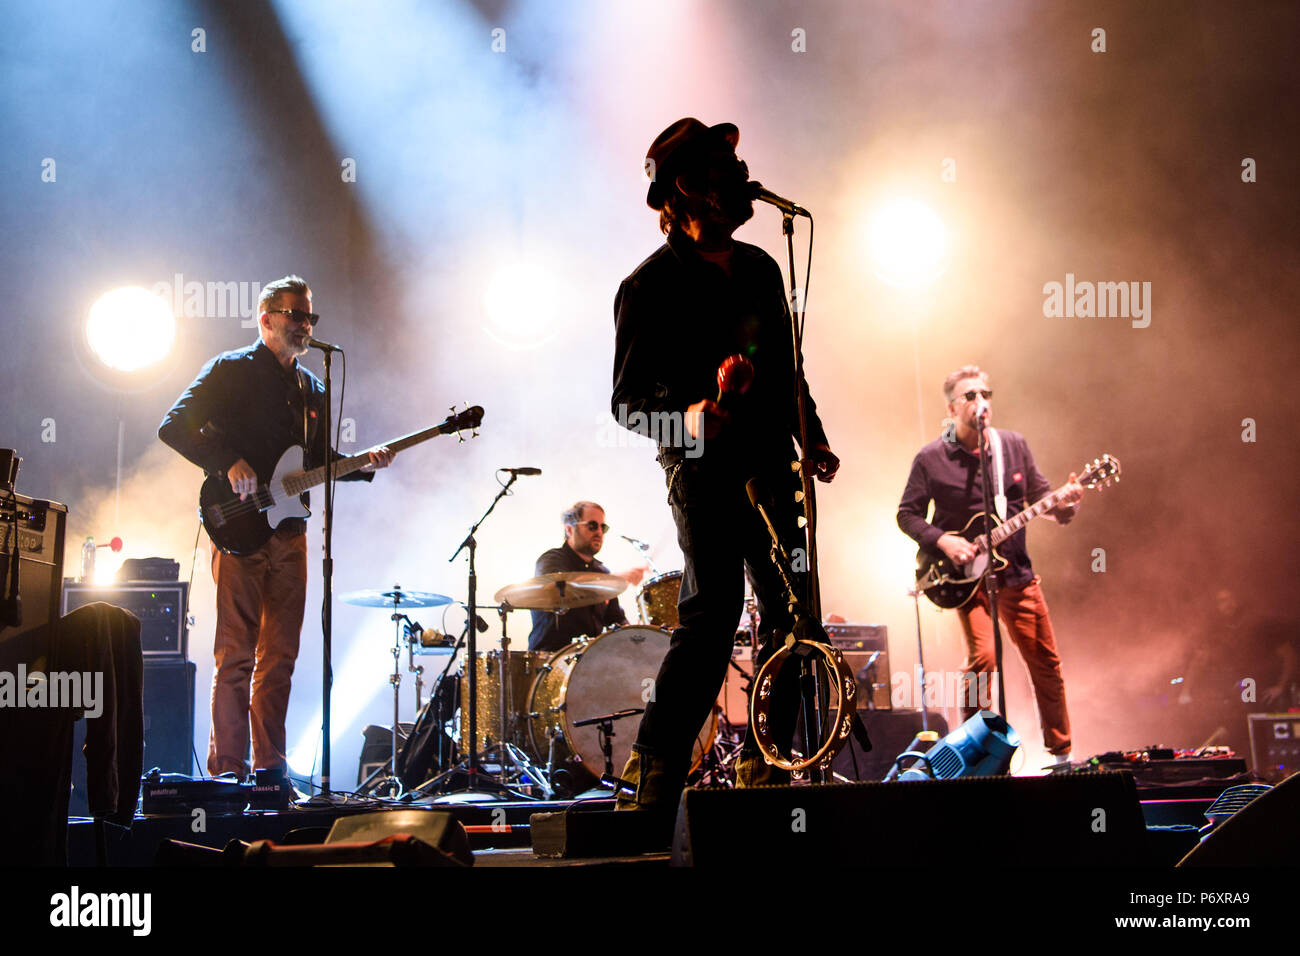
xmin=85 ymin=286 xmax=175 ymax=372
xmin=483 ymin=262 xmax=559 ymax=350
xmin=868 ymin=198 xmax=948 ymax=288
xmin=897 ymin=710 xmax=1020 ymax=780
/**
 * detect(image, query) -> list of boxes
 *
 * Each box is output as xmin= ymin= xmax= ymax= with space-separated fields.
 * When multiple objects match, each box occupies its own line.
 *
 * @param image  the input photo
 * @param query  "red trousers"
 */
xmin=208 ymin=527 xmax=308 ymax=777
xmin=957 ymin=575 xmax=1072 ymax=756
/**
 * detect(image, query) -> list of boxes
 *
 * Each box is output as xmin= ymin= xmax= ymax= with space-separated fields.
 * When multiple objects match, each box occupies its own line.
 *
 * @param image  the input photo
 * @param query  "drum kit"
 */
xmin=340 ymin=557 xmax=756 ymax=801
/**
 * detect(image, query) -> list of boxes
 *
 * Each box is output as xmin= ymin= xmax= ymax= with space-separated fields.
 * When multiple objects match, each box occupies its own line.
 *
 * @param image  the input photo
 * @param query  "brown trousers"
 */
xmin=957 ymin=575 xmax=1072 ymax=756
xmin=208 ymin=527 xmax=308 ymax=777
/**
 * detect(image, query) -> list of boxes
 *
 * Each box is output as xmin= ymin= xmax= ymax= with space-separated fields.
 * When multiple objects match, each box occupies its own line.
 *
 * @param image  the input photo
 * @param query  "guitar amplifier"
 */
xmin=824 ymin=623 xmax=891 ymax=711
xmin=1249 ymin=713 xmax=1300 ymax=782
xmin=61 ymin=582 xmax=189 ymax=659
xmin=0 ymin=493 xmax=68 ymax=662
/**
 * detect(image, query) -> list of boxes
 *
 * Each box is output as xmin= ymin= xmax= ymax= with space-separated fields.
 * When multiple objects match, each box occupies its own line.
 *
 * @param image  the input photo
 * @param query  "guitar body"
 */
xmin=196 ymin=406 xmax=484 ymax=556
xmin=200 ymin=445 xmax=311 ymax=555
xmin=912 ymin=452 xmax=1120 ymax=610
xmin=915 ymin=512 xmax=1009 ymax=610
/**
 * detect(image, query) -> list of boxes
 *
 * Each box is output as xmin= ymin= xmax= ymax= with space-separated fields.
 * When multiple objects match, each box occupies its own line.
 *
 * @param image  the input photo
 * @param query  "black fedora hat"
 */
xmin=645 ymin=117 xmax=740 ymax=210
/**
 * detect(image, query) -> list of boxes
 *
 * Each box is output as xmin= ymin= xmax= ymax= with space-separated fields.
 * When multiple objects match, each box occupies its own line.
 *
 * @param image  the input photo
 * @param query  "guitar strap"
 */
xmin=988 ymin=427 xmax=1007 ymax=520
xmin=296 ymin=367 xmax=309 ymax=452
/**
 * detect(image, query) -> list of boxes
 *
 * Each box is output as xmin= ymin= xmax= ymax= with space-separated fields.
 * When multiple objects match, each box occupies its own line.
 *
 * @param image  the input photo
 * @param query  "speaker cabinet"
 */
xmin=69 ymin=658 xmax=195 ymax=816
xmin=0 ymin=494 xmax=67 ymax=665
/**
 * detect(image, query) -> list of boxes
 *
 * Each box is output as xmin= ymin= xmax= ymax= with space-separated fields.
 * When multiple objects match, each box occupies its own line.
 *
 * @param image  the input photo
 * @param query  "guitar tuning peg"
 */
xmin=796 ymin=516 xmax=807 ymax=529
xmin=794 ymin=490 xmax=805 ymax=503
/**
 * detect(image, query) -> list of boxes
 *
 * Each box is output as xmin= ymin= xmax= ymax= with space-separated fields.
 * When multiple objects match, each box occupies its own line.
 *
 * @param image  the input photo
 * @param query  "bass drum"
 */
xmin=527 ymin=626 xmax=717 ymax=786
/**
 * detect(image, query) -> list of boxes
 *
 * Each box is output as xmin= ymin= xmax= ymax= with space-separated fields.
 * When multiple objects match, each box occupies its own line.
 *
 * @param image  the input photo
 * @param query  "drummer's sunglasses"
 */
xmin=575 ymin=520 xmax=610 ymax=533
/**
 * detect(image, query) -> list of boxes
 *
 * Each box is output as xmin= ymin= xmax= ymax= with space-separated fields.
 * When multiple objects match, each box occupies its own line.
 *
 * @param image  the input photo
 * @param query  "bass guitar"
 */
xmin=200 ymin=405 xmax=483 ymax=555
xmin=915 ymin=453 xmax=1120 ymax=609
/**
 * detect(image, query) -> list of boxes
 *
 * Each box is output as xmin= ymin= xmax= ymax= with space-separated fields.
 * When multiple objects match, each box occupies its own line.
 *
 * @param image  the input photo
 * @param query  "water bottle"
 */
xmin=81 ymin=536 xmax=96 ymax=583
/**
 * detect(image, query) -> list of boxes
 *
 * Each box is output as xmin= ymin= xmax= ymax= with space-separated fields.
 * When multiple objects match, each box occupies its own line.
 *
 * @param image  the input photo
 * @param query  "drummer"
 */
xmin=527 ymin=501 xmax=646 ymax=652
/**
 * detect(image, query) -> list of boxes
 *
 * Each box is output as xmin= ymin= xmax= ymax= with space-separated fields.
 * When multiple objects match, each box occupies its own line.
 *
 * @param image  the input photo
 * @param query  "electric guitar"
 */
xmin=200 ymin=406 xmax=483 ymax=555
xmin=915 ymin=453 xmax=1120 ymax=609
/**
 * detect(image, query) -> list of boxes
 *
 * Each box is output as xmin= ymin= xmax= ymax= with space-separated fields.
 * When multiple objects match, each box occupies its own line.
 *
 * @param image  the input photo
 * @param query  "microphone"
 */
xmin=749 ymin=181 xmax=810 ymax=218
xmin=502 ymin=467 xmax=542 ymax=476
xmin=307 ymin=337 xmax=343 ymax=352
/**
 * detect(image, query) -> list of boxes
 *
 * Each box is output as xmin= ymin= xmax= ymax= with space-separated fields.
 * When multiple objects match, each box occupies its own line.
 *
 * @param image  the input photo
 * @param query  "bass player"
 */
xmin=158 ymin=275 xmax=394 ymax=781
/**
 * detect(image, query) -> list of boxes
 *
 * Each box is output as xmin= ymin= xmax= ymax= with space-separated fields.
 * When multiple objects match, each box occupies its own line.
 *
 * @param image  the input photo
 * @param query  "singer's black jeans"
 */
xmin=632 ymin=457 xmax=805 ymax=771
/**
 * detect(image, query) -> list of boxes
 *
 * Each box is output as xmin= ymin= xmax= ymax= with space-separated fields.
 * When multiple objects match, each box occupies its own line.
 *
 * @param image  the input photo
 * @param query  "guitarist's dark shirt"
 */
xmin=611 ymin=229 xmax=829 ymax=476
xmin=897 ymin=427 xmax=1051 ymax=588
xmin=158 ymin=340 xmax=371 ymax=529
xmin=526 ymin=543 xmax=627 ymax=652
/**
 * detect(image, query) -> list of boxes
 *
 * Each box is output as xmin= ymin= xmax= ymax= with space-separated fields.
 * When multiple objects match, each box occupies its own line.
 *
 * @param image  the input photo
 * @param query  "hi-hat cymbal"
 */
xmin=494 ymin=571 xmax=627 ymax=612
xmin=339 ymin=587 xmax=454 ymax=609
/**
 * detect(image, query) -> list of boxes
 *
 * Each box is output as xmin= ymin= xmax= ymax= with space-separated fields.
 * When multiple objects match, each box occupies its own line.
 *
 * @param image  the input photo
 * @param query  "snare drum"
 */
xmin=527 ymin=625 xmax=716 ymax=781
xmin=459 ymin=649 xmax=546 ymax=755
xmin=637 ymin=571 xmax=682 ymax=629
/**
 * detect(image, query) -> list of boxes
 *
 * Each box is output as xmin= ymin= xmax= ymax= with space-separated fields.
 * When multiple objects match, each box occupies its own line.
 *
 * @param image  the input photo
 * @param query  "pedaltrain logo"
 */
xmin=49 ymin=886 xmax=151 ymax=936
xmin=1042 ymin=273 xmax=1151 ymax=329
xmin=150 ymin=273 xmax=263 ymax=326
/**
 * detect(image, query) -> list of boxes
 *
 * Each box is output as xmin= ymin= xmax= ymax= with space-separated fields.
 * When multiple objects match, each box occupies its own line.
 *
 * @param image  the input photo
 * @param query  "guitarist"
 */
xmin=158 ymin=275 xmax=394 ymax=781
xmin=897 ymin=365 xmax=1082 ymax=765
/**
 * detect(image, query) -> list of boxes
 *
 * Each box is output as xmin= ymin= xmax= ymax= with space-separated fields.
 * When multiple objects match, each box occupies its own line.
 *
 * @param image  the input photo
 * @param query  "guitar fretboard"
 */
xmin=283 ymin=423 xmax=454 ymax=496
xmin=987 ymin=487 xmax=1069 ymax=547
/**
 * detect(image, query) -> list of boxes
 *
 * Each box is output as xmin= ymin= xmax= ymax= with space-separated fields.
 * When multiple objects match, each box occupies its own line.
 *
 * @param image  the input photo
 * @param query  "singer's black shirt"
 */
xmin=896 ymin=428 xmax=1051 ymax=588
xmin=611 ymin=229 xmax=829 ymax=475
xmin=158 ymin=340 xmax=369 ymax=513
xmin=526 ymin=543 xmax=627 ymax=652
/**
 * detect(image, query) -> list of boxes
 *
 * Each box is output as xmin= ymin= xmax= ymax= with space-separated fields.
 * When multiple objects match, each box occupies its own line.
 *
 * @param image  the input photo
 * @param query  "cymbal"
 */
xmin=339 ymin=587 xmax=454 ymax=609
xmin=494 ymin=571 xmax=628 ymax=612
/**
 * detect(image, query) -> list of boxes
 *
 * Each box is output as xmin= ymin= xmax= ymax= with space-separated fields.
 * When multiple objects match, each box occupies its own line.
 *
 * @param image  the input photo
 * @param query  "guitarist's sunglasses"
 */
xmin=267 ymin=308 xmax=320 ymax=326
xmin=955 ymin=389 xmax=993 ymax=402
xmin=574 ymin=520 xmax=610 ymax=533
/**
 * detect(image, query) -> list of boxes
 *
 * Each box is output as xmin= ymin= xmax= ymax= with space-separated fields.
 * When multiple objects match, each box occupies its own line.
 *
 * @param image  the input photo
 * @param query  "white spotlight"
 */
xmin=483 ymin=262 xmax=559 ymax=350
xmin=86 ymin=286 xmax=176 ymax=372
xmin=868 ymin=198 xmax=948 ymax=288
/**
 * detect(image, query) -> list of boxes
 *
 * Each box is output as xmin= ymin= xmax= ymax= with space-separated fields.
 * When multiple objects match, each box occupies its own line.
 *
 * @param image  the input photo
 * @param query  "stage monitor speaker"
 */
xmin=70 ymin=658 xmax=195 ymax=815
xmin=0 ymin=493 xmax=67 ymax=667
xmin=1178 ymin=770 xmax=1300 ymax=866
xmin=672 ymin=771 xmax=1149 ymax=866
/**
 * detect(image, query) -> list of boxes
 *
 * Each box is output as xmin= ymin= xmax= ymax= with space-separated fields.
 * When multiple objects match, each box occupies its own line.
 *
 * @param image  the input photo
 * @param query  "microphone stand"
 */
xmin=777 ymin=207 xmax=828 ymax=782
xmin=975 ymin=415 xmax=1007 ymax=720
xmin=444 ymin=472 xmax=519 ymax=796
xmin=318 ymin=348 xmax=337 ymax=800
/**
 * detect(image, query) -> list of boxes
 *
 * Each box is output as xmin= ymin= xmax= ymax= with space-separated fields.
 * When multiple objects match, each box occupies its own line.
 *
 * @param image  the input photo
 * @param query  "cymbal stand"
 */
xmin=355 ymin=588 xmax=412 ymax=799
xmin=400 ymin=614 xmax=425 ymax=715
